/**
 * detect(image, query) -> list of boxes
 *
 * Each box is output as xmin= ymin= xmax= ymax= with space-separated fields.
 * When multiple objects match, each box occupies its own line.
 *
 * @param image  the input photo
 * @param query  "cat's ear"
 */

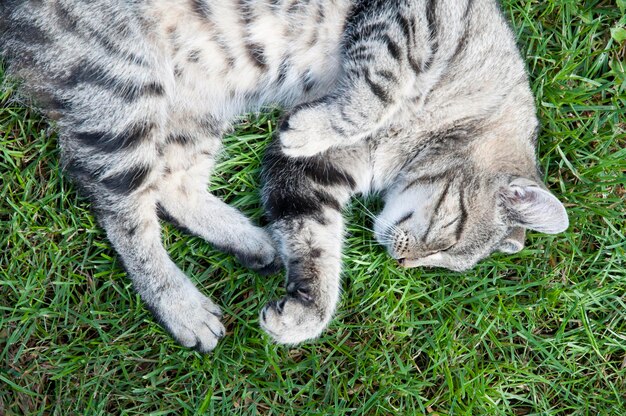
xmin=498 ymin=227 xmax=525 ymax=253
xmin=500 ymin=178 xmax=569 ymax=234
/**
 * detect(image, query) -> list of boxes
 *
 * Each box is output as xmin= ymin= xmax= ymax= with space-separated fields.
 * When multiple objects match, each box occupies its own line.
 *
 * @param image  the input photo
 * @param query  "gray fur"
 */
xmin=0 ymin=0 xmax=568 ymax=350
xmin=259 ymin=0 xmax=568 ymax=343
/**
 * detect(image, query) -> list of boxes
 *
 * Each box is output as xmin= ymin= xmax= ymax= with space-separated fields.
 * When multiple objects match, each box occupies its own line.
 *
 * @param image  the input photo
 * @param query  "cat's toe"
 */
xmin=153 ymin=288 xmax=226 ymax=353
xmin=231 ymin=227 xmax=280 ymax=271
xmin=253 ymin=254 xmax=284 ymax=276
xmin=236 ymin=252 xmax=282 ymax=274
xmin=234 ymin=246 xmax=279 ymax=271
xmin=259 ymin=296 xmax=329 ymax=344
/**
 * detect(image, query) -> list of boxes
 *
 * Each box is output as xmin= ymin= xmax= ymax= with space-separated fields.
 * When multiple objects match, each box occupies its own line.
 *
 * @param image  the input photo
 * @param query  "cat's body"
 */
xmin=1 ymin=0 xmax=568 ymax=350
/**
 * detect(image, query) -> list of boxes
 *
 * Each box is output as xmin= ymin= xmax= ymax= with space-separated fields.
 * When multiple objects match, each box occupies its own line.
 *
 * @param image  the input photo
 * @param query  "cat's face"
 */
xmin=374 ymin=175 xmax=568 ymax=272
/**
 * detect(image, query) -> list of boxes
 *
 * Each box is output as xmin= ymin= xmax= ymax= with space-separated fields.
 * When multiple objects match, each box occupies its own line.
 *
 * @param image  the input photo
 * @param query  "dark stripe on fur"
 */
xmin=400 ymin=170 xmax=454 ymax=194
xmin=379 ymin=33 xmax=402 ymax=61
xmin=246 ymin=42 xmax=268 ymax=69
xmin=339 ymin=107 xmax=359 ymax=127
xmin=264 ymin=190 xmax=323 ymax=220
xmin=262 ymin=146 xmax=346 ymax=220
xmin=187 ymin=49 xmax=201 ymax=63
xmin=456 ymin=187 xmax=468 ymax=240
xmin=75 ymin=122 xmax=154 ymax=153
xmin=52 ymin=2 xmax=147 ymax=66
xmin=376 ymin=70 xmax=398 ymax=83
xmin=395 ymin=211 xmax=414 ymax=227
xmin=313 ymin=189 xmax=342 ymax=211
xmin=277 ymin=59 xmax=290 ymax=84
xmin=303 ymin=158 xmax=357 ymax=188
xmin=396 ymin=11 xmax=412 ymax=43
xmin=64 ymin=63 xmax=163 ymax=102
xmin=401 ymin=15 xmax=422 ymax=75
xmin=239 ymin=0 xmax=255 ymax=25
xmin=450 ymin=0 xmax=475 ymax=62
xmin=421 ymin=180 xmax=451 ymax=243
xmin=140 ymin=82 xmax=165 ymax=96
xmin=3 ymin=19 xmax=49 ymax=47
xmin=329 ymin=119 xmax=348 ymax=136
xmin=425 ymin=0 xmax=438 ymax=50
xmin=191 ymin=0 xmax=212 ymax=18
xmin=424 ymin=0 xmax=438 ymax=69
xmin=165 ymin=133 xmax=194 ymax=146
xmin=364 ymin=70 xmax=391 ymax=103
xmin=101 ymin=164 xmax=151 ymax=194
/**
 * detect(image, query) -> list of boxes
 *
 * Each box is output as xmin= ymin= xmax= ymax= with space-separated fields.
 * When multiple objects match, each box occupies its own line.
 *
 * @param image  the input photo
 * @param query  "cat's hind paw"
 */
xmin=151 ymin=284 xmax=225 ymax=353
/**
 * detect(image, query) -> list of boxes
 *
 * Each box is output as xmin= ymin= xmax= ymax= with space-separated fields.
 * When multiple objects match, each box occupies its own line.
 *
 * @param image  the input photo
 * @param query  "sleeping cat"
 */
xmin=0 ymin=0 xmax=568 ymax=351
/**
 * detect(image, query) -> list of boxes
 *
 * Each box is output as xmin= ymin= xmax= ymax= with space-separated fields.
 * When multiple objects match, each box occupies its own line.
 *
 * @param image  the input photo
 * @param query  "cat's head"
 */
xmin=374 ymin=171 xmax=568 ymax=272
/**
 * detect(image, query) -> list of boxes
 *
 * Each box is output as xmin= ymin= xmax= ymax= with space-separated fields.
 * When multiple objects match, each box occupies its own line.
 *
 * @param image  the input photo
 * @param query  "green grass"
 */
xmin=1 ymin=1 xmax=625 ymax=414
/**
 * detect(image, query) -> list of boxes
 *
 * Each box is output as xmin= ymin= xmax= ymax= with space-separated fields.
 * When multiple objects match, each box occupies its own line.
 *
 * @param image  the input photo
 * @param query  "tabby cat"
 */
xmin=1 ymin=0 xmax=568 ymax=351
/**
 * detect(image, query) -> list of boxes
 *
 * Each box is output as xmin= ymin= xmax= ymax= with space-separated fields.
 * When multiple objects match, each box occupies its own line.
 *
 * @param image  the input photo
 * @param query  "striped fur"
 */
xmin=259 ymin=0 xmax=568 ymax=343
xmin=0 ymin=0 xmax=568 ymax=350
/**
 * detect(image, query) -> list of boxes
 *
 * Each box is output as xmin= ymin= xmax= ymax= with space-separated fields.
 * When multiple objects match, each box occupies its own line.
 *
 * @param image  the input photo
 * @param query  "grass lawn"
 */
xmin=1 ymin=1 xmax=625 ymax=414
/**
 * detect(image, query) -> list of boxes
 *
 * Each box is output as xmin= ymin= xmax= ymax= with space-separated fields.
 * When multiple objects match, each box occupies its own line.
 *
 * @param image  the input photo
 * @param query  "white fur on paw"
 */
xmin=259 ymin=297 xmax=329 ymax=344
xmin=281 ymin=133 xmax=336 ymax=158
xmin=280 ymin=108 xmax=337 ymax=158
xmin=155 ymin=283 xmax=225 ymax=353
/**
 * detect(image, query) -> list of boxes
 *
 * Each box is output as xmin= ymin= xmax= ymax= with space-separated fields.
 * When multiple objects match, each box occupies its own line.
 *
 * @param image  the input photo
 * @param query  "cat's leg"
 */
xmin=98 ymin=193 xmax=226 ymax=353
xmin=60 ymin=113 xmax=233 ymax=353
xmin=279 ymin=0 xmax=442 ymax=158
xmin=258 ymin=145 xmax=362 ymax=344
xmin=64 ymin=144 xmax=226 ymax=353
xmin=279 ymin=69 xmax=406 ymax=158
xmin=3 ymin=0 xmax=228 ymax=351
xmin=156 ymin=142 xmax=280 ymax=273
xmin=279 ymin=10 xmax=425 ymax=157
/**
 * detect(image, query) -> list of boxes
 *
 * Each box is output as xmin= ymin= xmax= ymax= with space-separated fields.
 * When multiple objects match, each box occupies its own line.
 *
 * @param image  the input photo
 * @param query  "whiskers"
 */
xmin=350 ymin=198 xmax=403 ymax=248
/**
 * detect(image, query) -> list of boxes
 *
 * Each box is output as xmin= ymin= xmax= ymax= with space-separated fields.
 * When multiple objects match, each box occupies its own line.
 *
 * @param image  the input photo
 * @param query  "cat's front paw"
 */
xmin=259 ymin=296 xmax=331 ymax=345
xmin=151 ymin=283 xmax=225 ymax=353
xmin=279 ymin=107 xmax=339 ymax=158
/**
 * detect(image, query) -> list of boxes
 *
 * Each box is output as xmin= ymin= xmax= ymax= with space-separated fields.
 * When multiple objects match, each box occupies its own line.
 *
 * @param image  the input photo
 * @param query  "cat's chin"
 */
xmin=397 ymin=252 xmax=474 ymax=272
xmin=397 ymin=252 xmax=445 ymax=268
